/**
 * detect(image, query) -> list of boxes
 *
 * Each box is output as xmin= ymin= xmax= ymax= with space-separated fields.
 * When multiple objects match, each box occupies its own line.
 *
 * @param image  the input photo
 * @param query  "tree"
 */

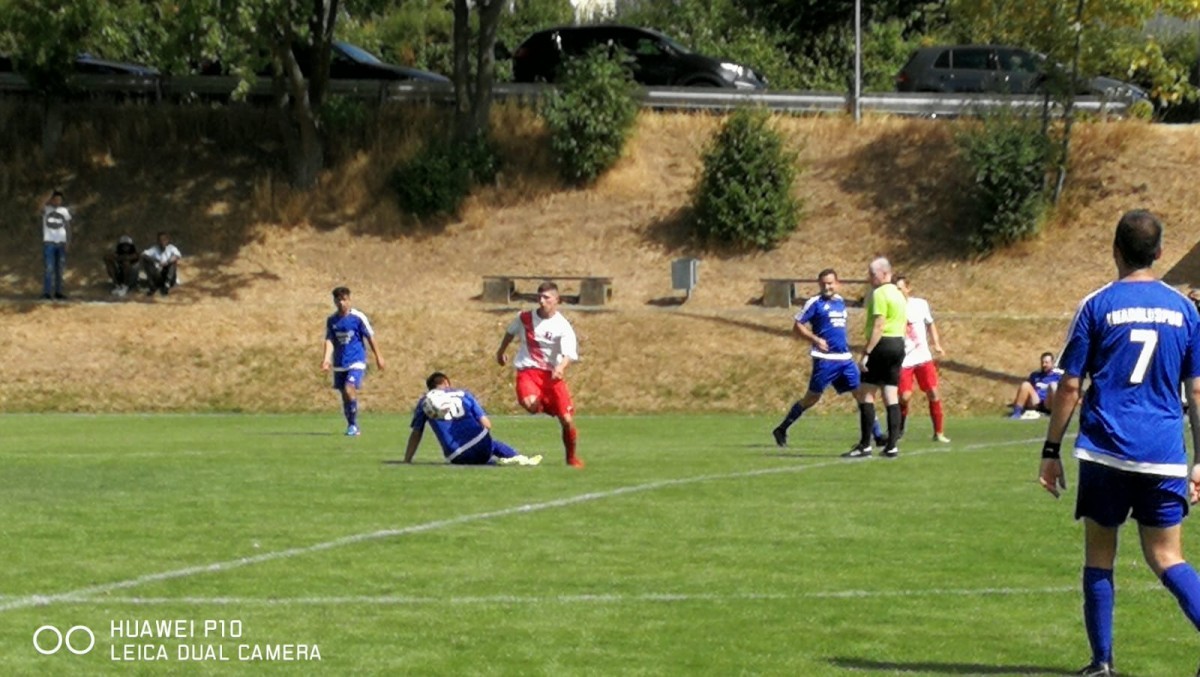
xmin=451 ymin=0 xmax=507 ymax=142
xmin=947 ymin=0 xmax=1200 ymax=198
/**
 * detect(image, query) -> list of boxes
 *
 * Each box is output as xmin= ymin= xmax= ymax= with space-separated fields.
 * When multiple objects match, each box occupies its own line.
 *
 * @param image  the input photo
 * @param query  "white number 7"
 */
xmin=1129 ymin=328 xmax=1158 ymax=384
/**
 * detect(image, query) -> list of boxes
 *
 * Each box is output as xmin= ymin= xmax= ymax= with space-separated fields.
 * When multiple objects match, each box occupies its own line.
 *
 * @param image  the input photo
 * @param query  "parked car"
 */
xmin=0 ymin=52 xmax=159 ymax=77
xmin=895 ymin=45 xmax=1146 ymax=102
xmin=512 ymin=25 xmax=766 ymax=89
xmin=315 ymin=42 xmax=448 ymax=83
xmin=197 ymin=41 xmax=448 ymax=83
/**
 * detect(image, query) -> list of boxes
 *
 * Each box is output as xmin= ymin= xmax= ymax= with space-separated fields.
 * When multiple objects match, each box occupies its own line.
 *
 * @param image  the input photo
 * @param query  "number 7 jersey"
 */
xmin=1060 ymin=280 xmax=1200 ymax=476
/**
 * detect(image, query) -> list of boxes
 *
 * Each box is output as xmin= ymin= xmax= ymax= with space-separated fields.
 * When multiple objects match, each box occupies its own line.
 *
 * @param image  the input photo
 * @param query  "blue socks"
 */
xmin=343 ymin=399 xmax=358 ymax=427
xmin=491 ymin=440 xmax=519 ymax=460
xmin=779 ymin=401 xmax=805 ymax=431
xmin=1162 ymin=562 xmax=1200 ymax=631
xmin=1083 ymin=567 xmax=1114 ymax=666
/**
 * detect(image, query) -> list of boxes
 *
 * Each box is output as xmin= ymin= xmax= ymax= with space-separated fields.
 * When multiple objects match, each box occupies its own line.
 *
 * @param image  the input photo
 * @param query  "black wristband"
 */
xmin=1041 ymin=440 xmax=1062 ymax=460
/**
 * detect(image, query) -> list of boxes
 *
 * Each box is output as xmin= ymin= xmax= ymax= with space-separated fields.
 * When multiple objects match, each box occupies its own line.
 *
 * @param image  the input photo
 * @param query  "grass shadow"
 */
xmin=828 ymin=657 xmax=1090 ymax=676
xmin=830 ymin=120 xmax=974 ymax=264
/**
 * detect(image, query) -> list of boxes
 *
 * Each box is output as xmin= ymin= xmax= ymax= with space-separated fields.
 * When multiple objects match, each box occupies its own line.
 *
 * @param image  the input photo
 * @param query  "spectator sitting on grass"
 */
xmin=141 ymin=231 xmax=182 ymax=297
xmin=104 ymin=235 xmax=139 ymax=297
xmin=1010 ymin=352 xmax=1063 ymax=419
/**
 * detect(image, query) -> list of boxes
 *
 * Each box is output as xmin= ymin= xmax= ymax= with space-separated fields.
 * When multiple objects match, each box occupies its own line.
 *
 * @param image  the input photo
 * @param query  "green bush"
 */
xmin=691 ymin=107 xmax=801 ymax=250
xmin=954 ymin=109 xmax=1055 ymax=253
xmin=390 ymin=134 xmax=501 ymax=217
xmin=540 ymin=47 xmax=639 ymax=185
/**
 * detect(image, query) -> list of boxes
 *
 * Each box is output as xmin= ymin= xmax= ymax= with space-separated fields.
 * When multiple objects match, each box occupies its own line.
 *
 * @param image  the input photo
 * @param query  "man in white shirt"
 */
xmin=41 ymin=190 xmax=71 ymax=300
xmin=495 ymin=281 xmax=583 ymax=467
xmin=141 ymin=231 xmax=183 ymax=297
xmin=896 ymin=275 xmax=950 ymax=443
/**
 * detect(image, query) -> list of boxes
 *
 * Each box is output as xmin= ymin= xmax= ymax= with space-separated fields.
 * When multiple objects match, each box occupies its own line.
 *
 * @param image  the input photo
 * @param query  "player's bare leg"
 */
xmin=519 ymin=395 xmax=544 ymax=414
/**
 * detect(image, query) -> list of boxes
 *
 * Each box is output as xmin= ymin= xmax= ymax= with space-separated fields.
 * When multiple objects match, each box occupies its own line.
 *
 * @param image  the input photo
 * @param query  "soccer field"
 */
xmin=2 ymin=413 xmax=1197 ymax=675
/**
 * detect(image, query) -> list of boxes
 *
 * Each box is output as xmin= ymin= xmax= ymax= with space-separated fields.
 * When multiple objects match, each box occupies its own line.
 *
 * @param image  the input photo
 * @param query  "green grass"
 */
xmin=1 ymin=413 xmax=1197 ymax=675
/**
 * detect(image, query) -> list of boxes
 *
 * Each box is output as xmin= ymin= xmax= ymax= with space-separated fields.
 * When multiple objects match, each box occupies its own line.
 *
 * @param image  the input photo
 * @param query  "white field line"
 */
xmin=0 ymin=436 xmax=1045 ymax=614
xmin=50 ymin=583 xmax=1165 ymax=608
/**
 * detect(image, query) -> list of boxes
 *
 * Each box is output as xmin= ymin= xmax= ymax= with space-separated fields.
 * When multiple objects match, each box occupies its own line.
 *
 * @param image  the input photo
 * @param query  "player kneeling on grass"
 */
xmin=404 ymin=372 xmax=541 ymax=466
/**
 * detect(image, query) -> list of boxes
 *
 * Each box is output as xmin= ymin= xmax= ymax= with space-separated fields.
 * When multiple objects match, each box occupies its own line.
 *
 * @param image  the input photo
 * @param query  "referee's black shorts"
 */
xmin=864 ymin=336 xmax=905 ymax=387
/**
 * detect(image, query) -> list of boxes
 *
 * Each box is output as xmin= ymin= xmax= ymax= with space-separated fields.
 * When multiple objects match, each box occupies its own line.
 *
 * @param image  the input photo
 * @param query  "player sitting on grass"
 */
xmin=404 ymin=372 xmax=541 ymax=466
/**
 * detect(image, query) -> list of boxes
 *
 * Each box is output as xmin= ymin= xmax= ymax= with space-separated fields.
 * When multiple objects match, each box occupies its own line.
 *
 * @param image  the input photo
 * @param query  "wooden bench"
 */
xmin=760 ymin=277 xmax=869 ymax=308
xmin=482 ymin=275 xmax=614 ymax=306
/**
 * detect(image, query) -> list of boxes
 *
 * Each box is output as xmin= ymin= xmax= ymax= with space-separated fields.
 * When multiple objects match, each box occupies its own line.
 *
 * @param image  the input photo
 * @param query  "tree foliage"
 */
xmin=955 ymin=108 xmax=1055 ymax=253
xmin=541 ymin=47 xmax=639 ymax=185
xmin=691 ymin=107 xmax=801 ymax=250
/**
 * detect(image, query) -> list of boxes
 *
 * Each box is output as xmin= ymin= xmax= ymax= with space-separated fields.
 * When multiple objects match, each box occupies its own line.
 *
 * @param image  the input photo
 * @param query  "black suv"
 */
xmin=512 ymin=25 xmax=766 ymax=89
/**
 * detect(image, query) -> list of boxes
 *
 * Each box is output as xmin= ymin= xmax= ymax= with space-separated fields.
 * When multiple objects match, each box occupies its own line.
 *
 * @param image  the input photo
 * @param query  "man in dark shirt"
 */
xmin=103 ymin=235 xmax=139 ymax=297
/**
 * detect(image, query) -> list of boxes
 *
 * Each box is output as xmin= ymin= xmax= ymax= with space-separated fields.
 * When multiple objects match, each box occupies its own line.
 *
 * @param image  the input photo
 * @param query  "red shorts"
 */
xmin=516 ymin=369 xmax=575 ymax=417
xmin=899 ymin=361 xmax=939 ymax=394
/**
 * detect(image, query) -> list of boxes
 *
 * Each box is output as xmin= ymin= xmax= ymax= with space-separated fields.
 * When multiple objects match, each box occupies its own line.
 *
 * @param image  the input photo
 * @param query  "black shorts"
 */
xmin=864 ymin=336 xmax=905 ymax=387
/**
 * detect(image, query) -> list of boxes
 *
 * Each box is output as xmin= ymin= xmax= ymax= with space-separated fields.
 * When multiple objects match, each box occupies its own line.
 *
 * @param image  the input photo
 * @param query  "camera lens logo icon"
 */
xmin=33 ymin=625 xmax=95 ymax=655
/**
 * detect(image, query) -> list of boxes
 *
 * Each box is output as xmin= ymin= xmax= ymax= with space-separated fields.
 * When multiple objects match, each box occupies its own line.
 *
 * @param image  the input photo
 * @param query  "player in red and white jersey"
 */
xmin=896 ymin=275 xmax=950 ymax=443
xmin=496 ymin=281 xmax=583 ymax=467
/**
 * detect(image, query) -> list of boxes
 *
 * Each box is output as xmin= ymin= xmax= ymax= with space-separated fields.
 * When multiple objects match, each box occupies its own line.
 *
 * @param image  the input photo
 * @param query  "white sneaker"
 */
xmin=1020 ymin=410 xmax=1043 ymax=420
xmin=932 ymin=433 xmax=951 ymax=443
xmin=520 ymin=454 xmax=543 ymax=466
xmin=496 ymin=455 xmax=522 ymax=466
xmin=111 ymin=285 xmax=123 ymax=296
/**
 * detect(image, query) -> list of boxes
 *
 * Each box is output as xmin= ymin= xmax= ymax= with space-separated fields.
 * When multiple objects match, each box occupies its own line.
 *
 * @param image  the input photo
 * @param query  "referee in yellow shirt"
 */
xmin=843 ymin=256 xmax=907 ymax=458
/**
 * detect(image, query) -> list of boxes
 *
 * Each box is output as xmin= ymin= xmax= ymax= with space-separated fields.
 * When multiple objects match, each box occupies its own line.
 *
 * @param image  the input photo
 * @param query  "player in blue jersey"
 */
xmin=1038 ymin=210 xmax=1200 ymax=677
xmin=404 ymin=372 xmax=542 ymax=466
xmin=772 ymin=269 xmax=883 ymax=448
xmin=321 ymin=287 xmax=386 ymax=436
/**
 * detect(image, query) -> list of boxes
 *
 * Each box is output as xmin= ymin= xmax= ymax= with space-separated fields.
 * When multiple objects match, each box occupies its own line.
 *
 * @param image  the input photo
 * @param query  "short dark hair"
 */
xmin=1040 ymin=352 xmax=1054 ymax=362
xmin=894 ymin=273 xmax=908 ymax=286
xmin=817 ymin=268 xmax=837 ymax=280
xmin=537 ymin=281 xmax=559 ymax=295
xmin=332 ymin=286 xmax=351 ymax=300
xmin=51 ymin=190 xmax=64 ymax=199
xmin=426 ymin=372 xmax=449 ymax=390
xmin=1114 ymin=209 xmax=1162 ymax=269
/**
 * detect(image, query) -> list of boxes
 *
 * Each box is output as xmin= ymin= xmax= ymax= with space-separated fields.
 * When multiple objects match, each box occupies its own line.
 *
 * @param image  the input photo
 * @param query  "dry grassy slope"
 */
xmin=2 ymin=110 xmax=1199 ymax=418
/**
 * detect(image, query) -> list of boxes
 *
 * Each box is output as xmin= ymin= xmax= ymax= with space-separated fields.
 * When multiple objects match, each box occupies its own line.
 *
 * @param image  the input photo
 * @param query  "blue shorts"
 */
xmin=448 ymin=436 xmax=495 ymax=465
xmin=1075 ymin=460 xmax=1189 ymax=528
xmin=808 ymin=358 xmax=860 ymax=395
xmin=332 ymin=369 xmax=365 ymax=391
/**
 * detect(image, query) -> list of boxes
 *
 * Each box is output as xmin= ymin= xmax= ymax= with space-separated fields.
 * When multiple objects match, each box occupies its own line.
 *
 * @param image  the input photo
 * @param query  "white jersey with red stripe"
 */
xmin=902 ymin=296 xmax=935 ymax=368
xmin=506 ymin=310 xmax=578 ymax=371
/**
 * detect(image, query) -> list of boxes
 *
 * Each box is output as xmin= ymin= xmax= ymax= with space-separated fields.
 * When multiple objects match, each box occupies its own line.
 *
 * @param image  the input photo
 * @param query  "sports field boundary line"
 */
xmin=0 ymin=436 xmax=1046 ymax=614
xmin=54 ymin=581 xmax=1166 ymax=607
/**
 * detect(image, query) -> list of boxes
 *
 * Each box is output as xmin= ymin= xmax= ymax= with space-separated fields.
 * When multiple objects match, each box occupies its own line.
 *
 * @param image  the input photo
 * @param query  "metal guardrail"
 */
xmin=0 ymin=73 xmax=1132 ymax=117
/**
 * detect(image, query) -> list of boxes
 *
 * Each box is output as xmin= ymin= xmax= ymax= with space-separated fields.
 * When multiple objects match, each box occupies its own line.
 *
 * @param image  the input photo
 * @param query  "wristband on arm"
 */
xmin=1041 ymin=440 xmax=1061 ymax=460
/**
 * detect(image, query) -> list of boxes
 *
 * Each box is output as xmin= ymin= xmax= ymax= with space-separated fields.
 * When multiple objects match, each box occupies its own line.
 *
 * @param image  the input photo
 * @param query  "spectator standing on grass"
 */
xmin=141 ymin=231 xmax=182 ymax=297
xmin=894 ymin=274 xmax=950 ymax=443
xmin=1009 ymin=352 xmax=1063 ymax=419
xmin=40 ymin=190 xmax=71 ymax=300
xmin=496 ymin=281 xmax=584 ymax=468
xmin=772 ymin=268 xmax=884 ymax=449
xmin=1037 ymin=209 xmax=1200 ymax=677
xmin=405 ymin=372 xmax=541 ymax=466
xmin=843 ymin=256 xmax=906 ymax=459
xmin=321 ymin=286 xmax=386 ymax=436
xmin=104 ymin=235 xmax=140 ymax=297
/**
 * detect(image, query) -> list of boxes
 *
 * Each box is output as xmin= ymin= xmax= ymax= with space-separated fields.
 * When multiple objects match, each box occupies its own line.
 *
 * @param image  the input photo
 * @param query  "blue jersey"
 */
xmin=411 ymin=389 xmax=490 ymax=459
xmin=325 ymin=309 xmax=375 ymax=371
xmin=796 ymin=294 xmax=852 ymax=360
xmin=1029 ymin=368 xmax=1063 ymax=400
xmin=1060 ymin=280 xmax=1200 ymax=476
